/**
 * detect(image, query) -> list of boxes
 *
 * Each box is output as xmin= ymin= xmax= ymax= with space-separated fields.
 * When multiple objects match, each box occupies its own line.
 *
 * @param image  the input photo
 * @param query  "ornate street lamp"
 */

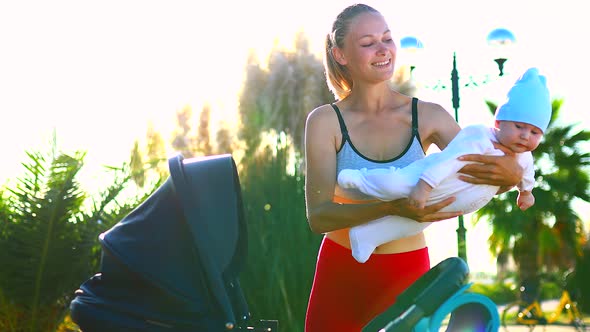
xmin=400 ymin=28 xmax=516 ymax=263
xmin=487 ymin=28 xmax=517 ymax=76
xmin=399 ymin=36 xmax=423 ymax=76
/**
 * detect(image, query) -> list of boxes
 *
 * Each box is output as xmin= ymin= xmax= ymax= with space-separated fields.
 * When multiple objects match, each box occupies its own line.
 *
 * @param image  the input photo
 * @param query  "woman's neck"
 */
xmin=344 ymin=83 xmax=400 ymax=113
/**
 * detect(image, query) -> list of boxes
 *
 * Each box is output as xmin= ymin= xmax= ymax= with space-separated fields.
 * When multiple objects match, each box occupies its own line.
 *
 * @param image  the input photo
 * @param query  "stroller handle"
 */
xmin=380 ymin=304 xmax=425 ymax=331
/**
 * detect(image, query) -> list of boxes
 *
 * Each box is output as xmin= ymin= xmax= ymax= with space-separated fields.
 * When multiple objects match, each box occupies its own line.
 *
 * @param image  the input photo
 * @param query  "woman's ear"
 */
xmin=332 ymin=47 xmax=347 ymax=65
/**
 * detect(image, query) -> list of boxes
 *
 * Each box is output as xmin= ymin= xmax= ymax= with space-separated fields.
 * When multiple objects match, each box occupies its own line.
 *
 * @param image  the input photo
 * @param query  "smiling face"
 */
xmin=332 ymin=11 xmax=397 ymax=84
xmin=495 ymin=120 xmax=543 ymax=153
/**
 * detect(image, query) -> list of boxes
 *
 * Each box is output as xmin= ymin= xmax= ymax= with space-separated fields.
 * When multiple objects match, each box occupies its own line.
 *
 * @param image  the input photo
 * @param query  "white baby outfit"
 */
xmin=338 ymin=124 xmax=535 ymax=263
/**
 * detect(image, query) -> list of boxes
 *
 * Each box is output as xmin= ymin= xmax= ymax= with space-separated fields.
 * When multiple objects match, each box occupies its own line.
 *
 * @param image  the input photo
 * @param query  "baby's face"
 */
xmin=495 ymin=120 xmax=543 ymax=153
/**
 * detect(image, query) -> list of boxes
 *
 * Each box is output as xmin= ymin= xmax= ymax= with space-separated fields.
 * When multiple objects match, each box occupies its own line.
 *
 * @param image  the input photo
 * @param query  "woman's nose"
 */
xmin=377 ymin=42 xmax=388 ymax=54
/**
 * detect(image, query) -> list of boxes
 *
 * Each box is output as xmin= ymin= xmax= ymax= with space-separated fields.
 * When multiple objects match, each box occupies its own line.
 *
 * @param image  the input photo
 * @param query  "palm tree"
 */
xmin=0 ymin=142 xmax=151 ymax=331
xmin=473 ymin=98 xmax=590 ymax=286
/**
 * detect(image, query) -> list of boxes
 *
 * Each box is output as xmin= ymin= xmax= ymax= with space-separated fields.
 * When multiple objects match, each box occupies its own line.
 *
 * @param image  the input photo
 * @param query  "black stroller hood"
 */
xmin=71 ymin=154 xmax=250 ymax=330
xmin=71 ymin=152 xmax=500 ymax=331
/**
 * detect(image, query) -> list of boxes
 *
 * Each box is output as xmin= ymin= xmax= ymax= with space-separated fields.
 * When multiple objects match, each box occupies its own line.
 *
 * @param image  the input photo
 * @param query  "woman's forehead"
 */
xmin=348 ymin=12 xmax=390 ymax=39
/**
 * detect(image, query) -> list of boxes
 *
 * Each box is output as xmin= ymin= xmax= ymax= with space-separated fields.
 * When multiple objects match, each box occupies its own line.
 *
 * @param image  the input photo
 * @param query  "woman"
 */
xmin=304 ymin=4 xmax=522 ymax=331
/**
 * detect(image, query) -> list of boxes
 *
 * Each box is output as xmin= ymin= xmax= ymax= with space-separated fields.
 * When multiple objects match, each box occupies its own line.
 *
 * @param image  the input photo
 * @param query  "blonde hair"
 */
xmin=324 ymin=4 xmax=380 ymax=100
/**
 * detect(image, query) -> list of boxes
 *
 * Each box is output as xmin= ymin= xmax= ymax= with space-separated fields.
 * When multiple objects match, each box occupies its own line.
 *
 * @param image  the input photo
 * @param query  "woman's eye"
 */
xmin=361 ymin=43 xmax=373 ymax=47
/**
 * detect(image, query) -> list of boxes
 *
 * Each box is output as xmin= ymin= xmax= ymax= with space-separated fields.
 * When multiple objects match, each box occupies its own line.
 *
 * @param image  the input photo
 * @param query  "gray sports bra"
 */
xmin=333 ymin=97 xmax=426 ymax=201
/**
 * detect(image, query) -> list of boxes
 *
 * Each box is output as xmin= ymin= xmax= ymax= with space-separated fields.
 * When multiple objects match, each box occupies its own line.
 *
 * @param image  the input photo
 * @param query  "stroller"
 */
xmin=70 ymin=154 xmax=500 ymax=331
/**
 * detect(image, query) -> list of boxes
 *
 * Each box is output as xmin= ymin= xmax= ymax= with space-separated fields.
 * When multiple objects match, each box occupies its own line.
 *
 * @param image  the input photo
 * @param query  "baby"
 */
xmin=338 ymin=67 xmax=551 ymax=263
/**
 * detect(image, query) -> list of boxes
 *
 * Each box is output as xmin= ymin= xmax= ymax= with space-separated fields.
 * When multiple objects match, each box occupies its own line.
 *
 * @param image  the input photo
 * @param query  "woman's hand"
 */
xmin=386 ymin=197 xmax=462 ymax=223
xmin=457 ymin=142 xmax=523 ymax=188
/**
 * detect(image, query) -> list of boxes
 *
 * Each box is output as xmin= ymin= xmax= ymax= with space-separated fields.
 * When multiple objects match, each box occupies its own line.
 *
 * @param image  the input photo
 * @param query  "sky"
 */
xmin=1 ymin=0 xmax=588 ymax=273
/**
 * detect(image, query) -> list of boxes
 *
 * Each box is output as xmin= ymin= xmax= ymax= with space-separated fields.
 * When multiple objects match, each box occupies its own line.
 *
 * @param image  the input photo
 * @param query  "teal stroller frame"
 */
xmin=363 ymin=256 xmax=500 ymax=331
xmin=70 ymin=154 xmax=500 ymax=331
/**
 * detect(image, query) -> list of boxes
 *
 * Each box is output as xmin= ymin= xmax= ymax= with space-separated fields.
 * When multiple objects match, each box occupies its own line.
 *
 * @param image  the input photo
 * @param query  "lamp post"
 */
xmin=400 ymin=28 xmax=516 ymax=263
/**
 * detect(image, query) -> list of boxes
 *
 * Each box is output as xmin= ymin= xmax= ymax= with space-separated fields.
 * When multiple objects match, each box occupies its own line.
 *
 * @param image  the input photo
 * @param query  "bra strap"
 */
xmin=331 ymin=104 xmax=349 ymax=140
xmin=411 ymin=97 xmax=419 ymax=135
xmin=333 ymin=99 xmax=418 ymax=140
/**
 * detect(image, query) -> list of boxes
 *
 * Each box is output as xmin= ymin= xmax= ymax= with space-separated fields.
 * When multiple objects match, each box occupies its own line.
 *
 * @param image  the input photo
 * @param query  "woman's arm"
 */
xmin=457 ymin=141 xmax=523 ymax=191
xmin=304 ymin=105 xmax=461 ymax=234
xmin=304 ymin=106 xmax=388 ymax=233
xmin=416 ymin=100 xmax=462 ymax=151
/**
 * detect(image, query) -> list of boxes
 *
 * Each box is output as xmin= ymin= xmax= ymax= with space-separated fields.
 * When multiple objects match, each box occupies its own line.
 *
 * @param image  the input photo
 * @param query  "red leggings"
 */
xmin=305 ymin=237 xmax=430 ymax=332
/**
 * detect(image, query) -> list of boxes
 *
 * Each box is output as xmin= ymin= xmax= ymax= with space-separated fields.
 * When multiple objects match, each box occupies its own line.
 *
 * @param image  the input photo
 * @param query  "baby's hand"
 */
xmin=408 ymin=180 xmax=433 ymax=209
xmin=517 ymin=191 xmax=535 ymax=211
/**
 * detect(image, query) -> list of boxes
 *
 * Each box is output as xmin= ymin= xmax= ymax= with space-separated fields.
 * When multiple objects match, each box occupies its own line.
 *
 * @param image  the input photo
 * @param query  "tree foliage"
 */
xmin=169 ymin=104 xmax=235 ymax=160
xmin=216 ymin=123 xmax=234 ymax=155
xmin=171 ymin=105 xmax=196 ymax=158
xmin=239 ymin=137 xmax=321 ymax=331
xmin=145 ymin=122 xmax=168 ymax=178
xmin=0 ymin=141 xmax=152 ymax=332
xmin=238 ymin=32 xmax=333 ymax=158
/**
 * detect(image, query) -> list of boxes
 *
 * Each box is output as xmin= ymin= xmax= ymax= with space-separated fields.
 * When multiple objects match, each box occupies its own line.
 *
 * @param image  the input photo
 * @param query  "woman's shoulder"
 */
xmin=306 ymin=103 xmax=338 ymax=124
xmin=416 ymin=99 xmax=447 ymax=114
xmin=416 ymin=99 xmax=455 ymax=125
xmin=305 ymin=103 xmax=342 ymax=149
xmin=415 ymin=99 xmax=461 ymax=149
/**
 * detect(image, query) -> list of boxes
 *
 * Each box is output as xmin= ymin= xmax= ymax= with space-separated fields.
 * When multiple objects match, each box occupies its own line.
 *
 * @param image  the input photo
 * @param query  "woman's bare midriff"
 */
xmin=326 ymin=228 xmax=426 ymax=254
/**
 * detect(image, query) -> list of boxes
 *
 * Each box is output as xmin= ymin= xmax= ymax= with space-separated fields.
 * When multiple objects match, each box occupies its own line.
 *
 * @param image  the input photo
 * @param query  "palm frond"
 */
xmin=0 ymin=146 xmax=154 ymax=331
xmin=0 ymin=150 xmax=92 ymax=330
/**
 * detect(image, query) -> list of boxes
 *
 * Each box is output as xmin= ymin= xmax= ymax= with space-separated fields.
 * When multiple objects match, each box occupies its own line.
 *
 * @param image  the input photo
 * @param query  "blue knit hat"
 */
xmin=495 ymin=67 xmax=551 ymax=133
